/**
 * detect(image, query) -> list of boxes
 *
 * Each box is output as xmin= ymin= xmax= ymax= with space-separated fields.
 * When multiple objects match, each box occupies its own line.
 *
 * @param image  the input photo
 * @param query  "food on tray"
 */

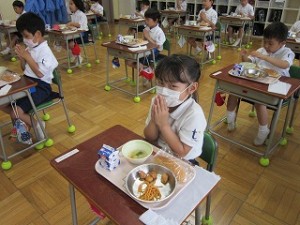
xmin=242 ymin=68 xmax=267 ymax=78
xmin=138 ymin=182 xmax=161 ymax=201
xmin=154 ymin=155 xmax=186 ymax=183
xmin=161 ymin=173 xmax=169 ymax=184
xmin=263 ymin=68 xmax=280 ymax=78
xmin=0 ymin=71 xmax=20 ymax=83
xmin=199 ymin=21 xmax=209 ymax=26
xmin=138 ymin=170 xmax=147 ymax=179
xmin=130 ymin=149 xmax=148 ymax=159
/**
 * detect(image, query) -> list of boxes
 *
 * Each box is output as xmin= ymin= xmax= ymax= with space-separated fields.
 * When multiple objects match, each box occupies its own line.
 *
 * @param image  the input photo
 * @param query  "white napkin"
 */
xmin=0 ymin=84 xmax=12 ymax=96
xmin=139 ymin=167 xmax=221 ymax=224
xmin=162 ymin=17 xmax=169 ymax=28
xmin=177 ymin=35 xmax=186 ymax=48
xmin=128 ymin=45 xmax=147 ymax=51
xmin=139 ymin=209 xmax=179 ymax=225
xmin=268 ymin=81 xmax=291 ymax=95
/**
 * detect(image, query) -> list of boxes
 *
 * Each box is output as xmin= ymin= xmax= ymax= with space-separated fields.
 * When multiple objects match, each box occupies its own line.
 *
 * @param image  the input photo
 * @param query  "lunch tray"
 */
xmin=116 ymin=40 xmax=149 ymax=48
xmin=228 ymin=69 xmax=280 ymax=84
xmin=95 ymin=147 xmax=196 ymax=209
xmin=0 ymin=70 xmax=20 ymax=87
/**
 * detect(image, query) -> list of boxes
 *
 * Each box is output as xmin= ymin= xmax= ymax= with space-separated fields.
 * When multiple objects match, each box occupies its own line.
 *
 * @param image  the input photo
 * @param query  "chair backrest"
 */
xmin=289 ymin=65 xmax=300 ymax=79
xmin=52 ymin=69 xmax=64 ymax=98
xmin=215 ymin=21 xmax=221 ymax=32
xmin=199 ymin=132 xmax=218 ymax=172
xmin=163 ymin=38 xmax=171 ymax=56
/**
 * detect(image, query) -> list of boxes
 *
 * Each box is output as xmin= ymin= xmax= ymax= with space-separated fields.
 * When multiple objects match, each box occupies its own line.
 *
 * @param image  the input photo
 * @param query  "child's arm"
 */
xmin=250 ymin=51 xmax=290 ymax=69
xmin=144 ymin=119 xmax=160 ymax=142
xmin=241 ymin=50 xmax=252 ymax=62
xmin=67 ymin=21 xmax=81 ymax=28
xmin=15 ymin=44 xmax=43 ymax=77
xmin=199 ymin=12 xmax=216 ymax=29
xmin=151 ymin=95 xmax=191 ymax=157
xmin=143 ymin=29 xmax=158 ymax=47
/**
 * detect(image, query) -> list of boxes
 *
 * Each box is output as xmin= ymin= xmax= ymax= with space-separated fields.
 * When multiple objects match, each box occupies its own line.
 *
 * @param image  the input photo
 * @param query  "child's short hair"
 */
xmin=142 ymin=0 xmax=150 ymax=6
xmin=16 ymin=12 xmax=45 ymax=36
xmin=144 ymin=8 xmax=161 ymax=21
xmin=72 ymin=0 xmax=86 ymax=12
xmin=90 ymin=0 xmax=99 ymax=2
xmin=12 ymin=0 xmax=24 ymax=8
xmin=263 ymin=22 xmax=288 ymax=42
xmin=155 ymin=54 xmax=201 ymax=84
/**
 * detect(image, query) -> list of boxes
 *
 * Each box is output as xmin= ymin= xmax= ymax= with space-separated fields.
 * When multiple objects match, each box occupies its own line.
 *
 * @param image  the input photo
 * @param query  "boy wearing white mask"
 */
xmin=144 ymin=54 xmax=206 ymax=164
xmin=1 ymin=12 xmax=58 ymax=140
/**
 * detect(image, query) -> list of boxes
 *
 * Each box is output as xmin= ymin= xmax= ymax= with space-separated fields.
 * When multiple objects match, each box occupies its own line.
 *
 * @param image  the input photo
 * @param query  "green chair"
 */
xmin=195 ymin=132 xmax=218 ymax=225
xmin=29 ymin=69 xmax=76 ymax=140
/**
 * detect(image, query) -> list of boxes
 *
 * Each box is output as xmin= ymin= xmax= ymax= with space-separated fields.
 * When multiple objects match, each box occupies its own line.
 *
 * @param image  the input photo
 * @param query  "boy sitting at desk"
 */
xmin=1 ymin=12 xmax=58 ymax=140
xmin=89 ymin=0 xmax=104 ymax=21
xmin=1 ymin=0 xmax=26 ymax=56
xmin=187 ymin=0 xmax=217 ymax=55
xmin=226 ymin=22 xmax=294 ymax=146
xmin=127 ymin=0 xmax=150 ymax=36
xmin=227 ymin=0 xmax=254 ymax=47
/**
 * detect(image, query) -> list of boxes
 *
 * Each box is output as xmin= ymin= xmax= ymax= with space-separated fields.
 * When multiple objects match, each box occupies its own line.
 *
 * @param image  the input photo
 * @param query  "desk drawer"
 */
xmin=219 ymin=81 xmax=280 ymax=105
xmin=108 ymin=48 xmax=137 ymax=60
xmin=178 ymin=29 xmax=205 ymax=38
xmin=220 ymin=19 xmax=243 ymax=26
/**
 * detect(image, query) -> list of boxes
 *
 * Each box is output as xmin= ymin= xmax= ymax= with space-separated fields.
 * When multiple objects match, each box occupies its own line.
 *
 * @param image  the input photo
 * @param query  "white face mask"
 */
xmin=23 ymin=38 xmax=38 ymax=49
xmin=156 ymin=85 xmax=191 ymax=107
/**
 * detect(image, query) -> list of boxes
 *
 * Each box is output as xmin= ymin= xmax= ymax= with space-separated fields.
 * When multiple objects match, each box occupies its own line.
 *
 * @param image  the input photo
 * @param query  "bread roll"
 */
xmin=264 ymin=68 xmax=280 ymax=78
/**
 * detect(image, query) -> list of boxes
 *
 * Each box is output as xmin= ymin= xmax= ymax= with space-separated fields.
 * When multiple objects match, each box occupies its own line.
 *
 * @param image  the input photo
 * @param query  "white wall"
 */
xmin=118 ymin=0 xmax=136 ymax=17
xmin=113 ymin=0 xmax=119 ymax=19
xmin=0 ymin=0 xmax=25 ymax=20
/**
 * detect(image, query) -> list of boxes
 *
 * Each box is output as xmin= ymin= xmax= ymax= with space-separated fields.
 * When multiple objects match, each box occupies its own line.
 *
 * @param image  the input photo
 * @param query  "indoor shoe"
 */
xmin=112 ymin=57 xmax=120 ymax=68
xmin=36 ymin=121 xmax=46 ymax=141
xmin=227 ymin=122 xmax=236 ymax=132
xmin=253 ymin=128 xmax=270 ymax=146
xmin=75 ymin=55 xmax=83 ymax=66
xmin=0 ymin=47 xmax=10 ymax=55
xmin=232 ymin=39 xmax=240 ymax=47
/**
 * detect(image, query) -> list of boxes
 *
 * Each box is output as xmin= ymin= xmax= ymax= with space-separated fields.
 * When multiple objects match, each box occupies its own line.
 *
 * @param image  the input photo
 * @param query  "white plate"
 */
xmin=239 ymin=62 xmax=256 ymax=69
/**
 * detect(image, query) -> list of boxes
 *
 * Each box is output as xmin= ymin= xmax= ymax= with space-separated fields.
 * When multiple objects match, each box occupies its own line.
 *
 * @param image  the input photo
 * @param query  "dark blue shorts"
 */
xmin=229 ymin=24 xmax=249 ymax=32
xmin=139 ymin=48 xmax=160 ymax=65
xmin=16 ymin=76 xmax=52 ymax=113
xmin=68 ymin=32 xmax=89 ymax=44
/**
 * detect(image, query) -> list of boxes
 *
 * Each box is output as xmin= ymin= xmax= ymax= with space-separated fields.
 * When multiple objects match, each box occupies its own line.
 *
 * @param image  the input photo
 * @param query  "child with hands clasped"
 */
xmin=226 ymin=22 xmax=294 ymax=146
xmin=1 ymin=12 xmax=58 ymax=140
xmin=187 ymin=0 xmax=217 ymax=55
xmin=144 ymin=54 xmax=207 ymax=163
xmin=67 ymin=0 xmax=88 ymax=65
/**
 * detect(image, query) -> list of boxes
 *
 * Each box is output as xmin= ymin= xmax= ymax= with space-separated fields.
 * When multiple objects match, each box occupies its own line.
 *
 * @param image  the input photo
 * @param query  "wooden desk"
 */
xmin=219 ymin=16 xmax=253 ymax=48
xmin=0 ymin=24 xmax=17 ymax=58
xmin=118 ymin=18 xmax=145 ymax=38
xmin=176 ymin=25 xmax=220 ymax=67
xmin=47 ymin=29 xmax=89 ymax=74
xmin=101 ymin=41 xmax=156 ymax=102
xmin=50 ymin=125 xmax=220 ymax=225
xmin=207 ymin=65 xmax=300 ymax=166
xmin=0 ymin=76 xmax=48 ymax=170
xmin=160 ymin=9 xmax=188 ymax=21
xmin=286 ymin=38 xmax=300 ymax=55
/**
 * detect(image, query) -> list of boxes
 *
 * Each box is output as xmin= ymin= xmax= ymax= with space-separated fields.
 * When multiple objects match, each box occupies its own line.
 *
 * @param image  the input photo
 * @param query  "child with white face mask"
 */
xmin=144 ymin=54 xmax=207 ymax=164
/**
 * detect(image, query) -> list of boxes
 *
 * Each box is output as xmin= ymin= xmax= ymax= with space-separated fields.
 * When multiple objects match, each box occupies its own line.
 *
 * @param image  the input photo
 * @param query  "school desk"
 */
xmin=118 ymin=17 xmax=146 ymax=39
xmin=207 ymin=64 xmax=300 ymax=166
xmin=0 ymin=24 xmax=18 ymax=60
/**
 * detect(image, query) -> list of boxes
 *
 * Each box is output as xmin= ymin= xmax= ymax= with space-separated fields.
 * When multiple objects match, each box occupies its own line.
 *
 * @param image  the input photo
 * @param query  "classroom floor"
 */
xmin=0 ymin=23 xmax=300 ymax=225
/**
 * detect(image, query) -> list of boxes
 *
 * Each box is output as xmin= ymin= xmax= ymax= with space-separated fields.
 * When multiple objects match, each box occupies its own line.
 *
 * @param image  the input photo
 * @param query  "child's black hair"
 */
xmin=12 ymin=0 xmax=24 ymax=8
xmin=16 ymin=12 xmax=45 ymax=36
xmin=90 ymin=0 xmax=99 ymax=2
xmin=155 ymin=54 xmax=201 ymax=101
xmin=72 ymin=0 xmax=86 ymax=12
xmin=144 ymin=8 xmax=161 ymax=21
xmin=263 ymin=22 xmax=288 ymax=42
xmin=142 ymin=0 xmax=150 ymax=6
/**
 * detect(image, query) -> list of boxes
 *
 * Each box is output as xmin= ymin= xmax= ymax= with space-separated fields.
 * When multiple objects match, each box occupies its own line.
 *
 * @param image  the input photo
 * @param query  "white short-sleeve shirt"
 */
xmin=90 ymin=2 xmax=103 ymax=16
xmin=145 ymin=97 xmax=207 ymax=160
xmin=248 ymin=46 xmax=295 ymax=77
xmin=71 ymin=10 xmax=88 ymax=31
xmin=235 ymin=3 xmax=254 ymax=17
xmin=144 ymin=25 xmax=166 ymax=51
xmin=24 ymin=41 xmax=58 ymax=84
xmin=198 ymin=7 xmax=218 ymax=25
xmin=140 ymin=6 xmax=150 ymax=17
xmin=176 ymin=1 xmax=187 ymax=11
xmin=16 ymin=10 xmax=26 ymax=20
xmin=290 ymin=21 xmax=300 ymax=33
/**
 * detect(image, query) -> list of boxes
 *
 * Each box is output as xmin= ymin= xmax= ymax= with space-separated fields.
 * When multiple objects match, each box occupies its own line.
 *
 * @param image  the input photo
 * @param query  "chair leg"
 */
xmin=195 ymin=204 xmax=201 ymax=225
xmin=201 ymin=194 xmax=213 ymax=225
xmin=61 ymin=99 xmax=73 ymax=128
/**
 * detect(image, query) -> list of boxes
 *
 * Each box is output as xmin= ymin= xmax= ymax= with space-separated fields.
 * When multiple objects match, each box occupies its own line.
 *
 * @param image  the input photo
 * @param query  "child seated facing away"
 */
xmin=67 ymin=0 xmax=88 ymax=65
xmin=126 ymin=8 xmax=166 ymax=72
xmin=0 ymin=12 xmax=58 ymax=140
xmin=128 ymin=0 xmax=150 ymax=35
xmin=1 ymin=0 xmax=26 ymax=55
xmin=289 ymin=20 xmax=300 ymax=65
xmin=89 ymin=0 xmax=104 ymax=21
xmin=144 ymin=54 xmax=207 ymax=163
xmin=187 ymin=0 xmax=217 ymax=55
xmin=227 ymin=0 xmax=254 ymax=46
xmin=226 ymin=22 xmax=295 ymax=146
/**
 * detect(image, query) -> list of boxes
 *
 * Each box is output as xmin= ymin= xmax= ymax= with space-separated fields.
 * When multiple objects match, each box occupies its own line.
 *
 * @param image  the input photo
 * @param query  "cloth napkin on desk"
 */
xmin=128 ymin=46 xmax=147 ymax=51
xmin=0 ymin=84 xmax=12 ymax=96
xmin=268 ymin=81 xmax=291 ymax=95
xmin=139 ymin=167 xmax=221 ymax=224
xmin=139 ymin=209 xmax=178 ymax=225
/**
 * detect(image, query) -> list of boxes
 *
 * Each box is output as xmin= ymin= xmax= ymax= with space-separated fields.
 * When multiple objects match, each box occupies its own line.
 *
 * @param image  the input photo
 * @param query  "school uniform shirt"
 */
xmin=144 ymin=25 xmax=166 ymax=51
xmin=198 ymin=7 xmax=218 ymax=25
xmin=248 ymin=46 xmax=295 ymax=77
xmin=176 ymin=1 xmax=187 ymax=11
xmin=16 ymin=10 xmax=26 ymax=19
xmin=90 ymin=2 xmax=103 ymax=16
xmin=235 ymin=3 xmax=254 ymax=17
xmin=71 ymin=10 xmax=88 ymax=31
xmin=24 ymin=41 xmax=58 ymax=84
xmin=145 ymin=97 xmax=207 ymax=160
xmin=290 ymin=21 xmax=300 ymax=33
xmin=140 ymin=6 xmax=149 ymax=17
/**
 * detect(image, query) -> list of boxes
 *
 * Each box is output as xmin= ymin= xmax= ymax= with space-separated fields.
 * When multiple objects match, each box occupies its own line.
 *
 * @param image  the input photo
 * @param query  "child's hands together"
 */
xmin=15 ymin=44 xmax=30 ymax=61
xmin=143 ymin=28 xmax=150 ymax=40
xmin=151 ymin=95 xmax=169 ymax=128
xmin=249 ymin=51 xmax=265 ymax=59
xmin=200 ymin=12 xmax=207 ymax=21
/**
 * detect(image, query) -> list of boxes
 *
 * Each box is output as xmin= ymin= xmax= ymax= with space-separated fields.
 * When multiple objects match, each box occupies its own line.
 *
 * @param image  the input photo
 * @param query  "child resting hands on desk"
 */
xmin=144 ymin=54 xmax=207 ymax=165
xmin=226 ymin=22 xmax=295 ymax=146
xmin=1 ymin=12 xmax=58 ymax=141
